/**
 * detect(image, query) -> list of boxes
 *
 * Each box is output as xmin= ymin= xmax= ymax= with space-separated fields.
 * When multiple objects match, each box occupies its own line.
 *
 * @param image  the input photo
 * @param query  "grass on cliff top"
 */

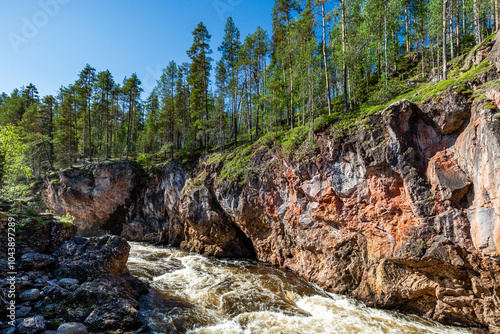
xmin=213 ymin=125 xmax=319 ymax=184
xmin=360 ymin=34 xmax=496 ymax=115
xmin=360 ymin=59 xmax=492 ymax=115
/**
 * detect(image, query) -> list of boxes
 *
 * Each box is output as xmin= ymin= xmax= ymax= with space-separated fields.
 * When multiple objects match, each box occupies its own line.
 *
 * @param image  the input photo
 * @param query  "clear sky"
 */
xmin=0 ymin=0 xmax=273 ymax=99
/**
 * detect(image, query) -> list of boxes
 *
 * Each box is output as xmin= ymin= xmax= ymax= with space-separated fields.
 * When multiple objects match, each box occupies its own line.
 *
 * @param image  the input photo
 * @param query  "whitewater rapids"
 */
xmin=127 ymin=242 xmax=470 ymax=334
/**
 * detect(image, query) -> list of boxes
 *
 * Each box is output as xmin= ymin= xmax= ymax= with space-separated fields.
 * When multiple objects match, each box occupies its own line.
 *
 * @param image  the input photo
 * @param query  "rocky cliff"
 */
xmin=44 ymin=48 xmax=500 ymax=333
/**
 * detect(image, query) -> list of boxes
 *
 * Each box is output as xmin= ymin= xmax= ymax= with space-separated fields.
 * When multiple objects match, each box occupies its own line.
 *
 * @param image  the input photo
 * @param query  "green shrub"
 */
xmin=137 ymin=153 xmax=150 ymax=165
xmin=282 ymin=126 xmax=310 ymax=156
xmin=59 ymin=214 xmax=75 ymax=227
xmin=313 ymin=113 xmax=338 ymax=132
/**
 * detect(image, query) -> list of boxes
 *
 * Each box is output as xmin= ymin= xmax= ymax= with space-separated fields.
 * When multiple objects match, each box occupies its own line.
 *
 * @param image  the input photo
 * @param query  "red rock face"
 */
xmin=44 ymin=162 xmax=137 ymax=236
xmin=209 ymin=97 xmax=500 ymax=332
xmin=453 ymin=94 xmax=500 ymax=258
xmin=43 ymin=93 xmax=500 ymax=331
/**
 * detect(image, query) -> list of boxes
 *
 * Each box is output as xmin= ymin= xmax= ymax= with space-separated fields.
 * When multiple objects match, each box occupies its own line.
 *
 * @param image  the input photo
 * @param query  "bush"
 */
xmin=313 ymin=113 xmax=338 ymax=132
xmin=59 ymin=214 xmax=75 ymax=227
xmin=137 ymin=153 xmax=150 ymax=165
xmin=282 ymin=126 xmax=310 ymax=156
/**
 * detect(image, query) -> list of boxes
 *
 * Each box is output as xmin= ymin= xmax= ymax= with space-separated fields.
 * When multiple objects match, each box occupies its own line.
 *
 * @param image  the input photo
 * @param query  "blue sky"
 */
xmin=0 ymin=0 xmax=273 ymax=98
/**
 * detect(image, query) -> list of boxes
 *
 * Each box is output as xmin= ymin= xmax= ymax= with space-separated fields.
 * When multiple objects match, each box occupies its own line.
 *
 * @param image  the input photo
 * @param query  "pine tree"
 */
xmin=272 ymin=0 xmax=301 ymax=128
xmin=158 ymin=61 xmax=178 ymax=160
xmin=143 ymin=90 xmax=160 ymax=156
xmin=316 ymin=0 xmax=333 ymax=115
xmin=215 ymin=60 xmax=228 ymax=152
xmin=218 ymin=17 xmax=241 ymax=147
xmin=76 ymin=64 xmax=96 ymax=161
xmin=122 ymin=73 xmax=143 ymax=160
xmin=187 ymin=22 xmax=213 ymax=154
xmin=54 ymin=86 xmax=77 ymax=165
xmin=96 ymin=70 xmax=115 ymax=159
xmin=40 ymin=95 xmax=56 ymax=169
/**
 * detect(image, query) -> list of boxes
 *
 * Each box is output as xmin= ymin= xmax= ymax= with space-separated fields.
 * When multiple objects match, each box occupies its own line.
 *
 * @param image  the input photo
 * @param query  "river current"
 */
xmin=127 ymin=242 xmax=470 ymax=334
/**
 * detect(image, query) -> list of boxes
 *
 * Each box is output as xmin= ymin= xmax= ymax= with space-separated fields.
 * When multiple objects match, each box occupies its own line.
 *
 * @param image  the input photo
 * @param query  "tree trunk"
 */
xmin=73 ymin=95 xmax=78 ymax=164
xmin=496 ymin=0 xmax=499 ymax=31
xmin=456 ymin=0 xmax=460 ymax=54
xmin=341 ymin=0 xmax=349 ymax=113
xmin=474 ymin=0 xmax=482 ymax=44
xmin=405 ymin=1 xmax=411 ymax=57
xmin=450 ymin=14 xmax=454 ymax=60
xmin=384 ymin=7 xmax=388 ymax=89
xmin=88 ymin=95 xmax=92 ymax=161
xmin=443 ymin=0 xmax=448 ymax=80
xmin=431 ymin=40 xmax=436 ymax=79
xmin=377 ymin=13 xmax=382 ymax=79
xmin=437 ymin=35 xmax=441 ymax=81
xmin=234 ymin=74 xmax=238 ymax=147
xmin=106 ymin=92 xmax=110 ymax=159
xmin=289 ymin=60 xmax=294 ymax=130
xmin=48 ymin=102 xmax=54 ymax=170
xmin=126 ymin=96 xmax=132 ymax=161
xmin=322 ymin=2 xmax=332 ymax=115
xmin=82 ymin=104 xmax=87 ymax=161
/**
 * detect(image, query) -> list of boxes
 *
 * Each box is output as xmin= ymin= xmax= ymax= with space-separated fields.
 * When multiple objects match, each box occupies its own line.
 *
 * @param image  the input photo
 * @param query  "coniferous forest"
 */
xmin=0 ymin=0 xmax=496 ymax=198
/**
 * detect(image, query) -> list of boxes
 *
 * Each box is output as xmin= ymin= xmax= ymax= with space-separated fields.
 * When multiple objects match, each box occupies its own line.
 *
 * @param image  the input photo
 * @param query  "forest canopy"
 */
xmin=0 ymin=0 xmax=494 ymax=195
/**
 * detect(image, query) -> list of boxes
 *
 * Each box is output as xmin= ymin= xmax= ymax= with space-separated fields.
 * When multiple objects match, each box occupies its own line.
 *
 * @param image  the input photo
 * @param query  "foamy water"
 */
xmin=127 ymin=242 xmax=470 ymax=334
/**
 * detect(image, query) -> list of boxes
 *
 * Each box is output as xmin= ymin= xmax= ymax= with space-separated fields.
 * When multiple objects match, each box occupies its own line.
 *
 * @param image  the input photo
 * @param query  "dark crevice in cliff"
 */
xmin=229 ymin=220 xmax=258 ymax=260
xmin=207 ymin=186 xmax=257 ymax=260
xmin=101 ymin=204 xmax=128 ymax=236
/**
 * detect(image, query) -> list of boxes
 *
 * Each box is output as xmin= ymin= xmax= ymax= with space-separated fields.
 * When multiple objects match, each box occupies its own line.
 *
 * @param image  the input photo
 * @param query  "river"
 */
xmin=127 ymin=242 xmax=471 ymax=334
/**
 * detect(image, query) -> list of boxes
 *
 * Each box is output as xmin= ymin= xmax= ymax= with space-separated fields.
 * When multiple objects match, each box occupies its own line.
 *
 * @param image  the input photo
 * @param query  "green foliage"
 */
xmin=312 ymin=113 xmax=339 ymax=132
xmin=0 ymin=3 xmax=496 ymax=188
xmin=360 ymin=54 xmax=494 ymax=115
xmin=412 ymin=241 xmax=426 ymax=248
xmin=258 ymin=131 xmax=283 ymax=147
xmin=0 ymin=125 xmax=32 ymax=200
xmin=2 ymin=183 xmax=32 ymax=202
xmin=217 ymin=144 xmax=256 ymax=184
xmin=59 ymin=214 xmax=76 ymax=227
xmin=282 ymin=125 xmax=310 ymax=157
xmin=136 ymin=153 xmax=150 ymax=165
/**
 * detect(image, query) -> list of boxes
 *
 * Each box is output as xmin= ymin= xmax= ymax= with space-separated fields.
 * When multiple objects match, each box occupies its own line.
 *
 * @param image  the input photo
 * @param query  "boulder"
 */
xmin=15 ymin=306 xmax=32 ymax=318
xmin=21 ymin=253 xmax=55 ymax=269
xmin=419 ymin=88 xmax=472 ymax=135
xmin=55 ymin=235 xmax=130 ymax=281
xmin=19 ymin=289 xmax=41 ymax=302
xmin=427 ymin=151 xmax=471 ymax=204
xmin=56 ymin=322 xmax=88 ymax=334
xmin=83 ymin=300 xmax=141 ymax=331
xmin=66 ymin=275 xmax=145 ymax=332
xmin=44 ymin=162 xmax=138 ymax=236
xmin=17 ymin=316 xmax=45 ymax=334
xmin=57 ymin=278 xmax=79 ymax=289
